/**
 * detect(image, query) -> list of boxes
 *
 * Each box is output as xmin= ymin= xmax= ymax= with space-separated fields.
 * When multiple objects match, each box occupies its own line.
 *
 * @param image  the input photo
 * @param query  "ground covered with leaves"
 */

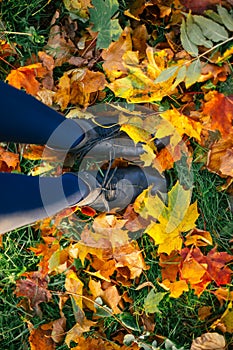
xmin=0 ymin=0 xmax=233 ymax=349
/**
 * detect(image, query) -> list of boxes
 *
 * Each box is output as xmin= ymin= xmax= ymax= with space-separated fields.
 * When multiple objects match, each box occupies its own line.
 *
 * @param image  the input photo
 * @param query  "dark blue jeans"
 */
xmin=0 ymin=82 xmax=88 ymax=233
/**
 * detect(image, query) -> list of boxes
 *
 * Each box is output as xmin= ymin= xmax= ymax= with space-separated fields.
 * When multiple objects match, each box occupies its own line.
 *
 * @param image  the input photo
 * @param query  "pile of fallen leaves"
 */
xmin=1 ymin=0 xmax=233 ymax=349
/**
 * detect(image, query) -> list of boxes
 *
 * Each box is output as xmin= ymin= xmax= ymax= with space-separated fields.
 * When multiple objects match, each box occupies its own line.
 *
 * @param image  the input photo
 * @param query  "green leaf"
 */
xmin=144 ymin=290 xmax=166 ymax=314
xmin=205 ymin=9 xmax=223 ymax=24
xmin=154 ymin=65 xmax=179 ymax=84
xmin=193 ymin=15 xmax=228 ymax=42
xmin=186 ymin=13 xmax=213 ymax=48
xmin=217 ymin=5 xmax=233 ymax=31
xmin=172 ymin=65 xmax=186 ymax=88
xmin=180 ymin=18 xmax=199 ymax=57
xmin=89 ymin=0 xmax=122 ymax=49
xmin=118 ymin=313 xmax=140 ymax=331
xmin=185 ymin=59 xmax=201 ymax=88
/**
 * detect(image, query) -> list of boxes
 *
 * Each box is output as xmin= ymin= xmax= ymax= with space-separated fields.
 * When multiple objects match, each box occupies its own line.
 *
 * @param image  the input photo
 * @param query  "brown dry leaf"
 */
xmin=38 ymin=51 xmax=55 ymax=90
xmin=124 ymin=0 xmax=153 ymax=21
xmin=198 ymin=306 xmax=212 ymax=321
xmin=203 ymin=91 xmax=233 ymax=139
xmin=29 ymin=324 xmax=56 ymax=350
xmin=199 ymin=62 xmax=230 ymax=85
xmin=15 ymin=271 xmax=52 ymax=310
xmin=207 ymin=134 xmax=233 ymax=177
xmin=45 ymin=10 xmax=77 ymax=66
xmin=132 ymin=24 xmax=148 ymax=59
xmin=154 ymin=143 xmax=182 ymax=171
xmin=55 ymin=68 xmax=106 ymax=109
xmin=102 ymin=285 xmax=122 ymax=314
xmin=0 ymin=39 xmax=17 ymax=58
xmin=70 ymin=336 xmax=121 ymax=350
xmin=102 ymin=27 xmax=132 ymax=82
xmin=0 ymin=146 xmax=20 ymax=172
xmin=113 ymin=241 xmax=148 ymax=279
xmin=65 ymin=317 xmax=96 ymax=347
xmin=190 ymin=332 xmax=225 ymax=350
xmin=6 ymin=63 xmax=47 ymax=95
xmin=65 ymin=270 xmax=84 ymax=309
xmin=51 ymin=317 xmax=66 ymax=343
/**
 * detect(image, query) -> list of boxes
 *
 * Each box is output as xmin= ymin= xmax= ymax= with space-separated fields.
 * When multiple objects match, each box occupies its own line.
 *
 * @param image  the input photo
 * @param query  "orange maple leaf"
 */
xmin=6 ymin=63 xmax=47 ymax=95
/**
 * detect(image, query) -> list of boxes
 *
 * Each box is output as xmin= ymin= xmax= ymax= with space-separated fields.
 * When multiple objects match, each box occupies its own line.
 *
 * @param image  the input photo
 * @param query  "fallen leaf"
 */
xmin=55 ymin=68 xmax=106 ymax=109
xmin=203 ymin=91 xmax=233 ymax=138
xmin=45 ymin=10 xmax=77 ymax=66
xmin=207 ymin=134 xmax=233 ymax=177
xmin=185 ymin=228 xmax=213 ymax=246
xmin=29 ymin=324 xmax=56 ymax=350
xmin=102 ymin=27 xmax=132 ymax=82
xmin=145 ymin=182 xmax=198 ymax=254
xmin=63 ymin=0 xmax=92 ymax=20
xmin=65 ymin=317 xmax=96 ymax=347
xmin=160 ymin=279 xmax=189 ymax=298
xmin=70 ymin=336 xmax=121 ymax=350
xmin=0 ymin=146 xmax=20 ymax=172
xmin=198 ymin=306 xmax=212 ymax=320
xmin=15 ymin=271 xmax=52 ymax=310
xmin=190 ymin=332 xmax=225 ymax=350
xmin=65 ymin=271 xmax=84 ymax=309
xmin=213 ymin=302 xmax=233 ymax=333
xmin=160 ymin=108 xmax=203 ymax=141
xmin=180 ymin=0 xmax=222 ymax=14
xmin=6 ymin=63 xmax=47 ymax=95
xmin=144 ymin=290 xmax=166 ymax=314
xmin=107 ymin=48 xmax=176 ymax=103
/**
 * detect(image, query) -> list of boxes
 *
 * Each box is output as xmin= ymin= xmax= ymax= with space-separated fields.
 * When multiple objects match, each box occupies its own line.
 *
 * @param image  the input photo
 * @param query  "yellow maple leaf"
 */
xmin=159 ymin=279 xmax=189 ymax=298
xmin=107 ymin=48 xmax=176 ymax=103
xmin=160 ymin=108 xmax=203 ymax=141
xmin=144 ymin=182 xmax=199 ymax=254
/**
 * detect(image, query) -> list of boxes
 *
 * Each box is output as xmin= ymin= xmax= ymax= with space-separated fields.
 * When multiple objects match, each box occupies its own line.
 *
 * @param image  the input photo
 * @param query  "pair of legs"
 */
xmin=0 ymin=82 xmax=90 ymax=234
xmin=0 ymin=82 xmax=167 ymax=234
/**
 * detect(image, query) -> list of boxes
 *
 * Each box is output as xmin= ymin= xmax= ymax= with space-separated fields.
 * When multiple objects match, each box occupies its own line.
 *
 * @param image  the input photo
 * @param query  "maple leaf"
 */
xmin=15 ymin=271 xmax=52 ymax=311
xmin=207 ymin=133 xmax=233 ymax=177
xmin=160 ymin=108 xmax=203 ymax=141
xmin=145 ymin=182 xmax=198 ymax=254
xmin=29 ymin=237 xmax=60 ymax=275
xmin=54 ymin=68 xmax=106 ymax=109
xmin=107 ymin=48 xmax=176 ymax=103
xmin=203 ymin=91 xmax=233 ymax=138
xmin=0 ymin=146 xmax=20 ymax=172
xmin=211 ymin=301 xmax=233 ymax=333
xmin=6 ymin=63 xmax=47 ymax=95
xmin=28 ymin=323 xmax=56 ymax=350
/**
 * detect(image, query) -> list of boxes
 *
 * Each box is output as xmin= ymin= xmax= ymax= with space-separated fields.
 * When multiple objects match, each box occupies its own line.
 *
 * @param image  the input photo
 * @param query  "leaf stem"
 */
xmin=0 ymin=31 xmax=33 ymax=36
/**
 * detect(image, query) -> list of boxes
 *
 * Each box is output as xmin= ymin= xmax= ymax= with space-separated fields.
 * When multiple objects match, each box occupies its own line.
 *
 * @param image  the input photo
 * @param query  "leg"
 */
xmin=0 ymin=82 xmax=84 ymax=148
xmin=0 ymin=172 xmax=89 ymax=234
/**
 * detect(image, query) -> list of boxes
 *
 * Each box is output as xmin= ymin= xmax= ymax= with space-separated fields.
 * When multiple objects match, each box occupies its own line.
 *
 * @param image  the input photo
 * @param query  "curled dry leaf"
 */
xmin=190 ymin=332 xmax=225 ymax=350
xmin=54 ymin=68 xmax=106 ymax=109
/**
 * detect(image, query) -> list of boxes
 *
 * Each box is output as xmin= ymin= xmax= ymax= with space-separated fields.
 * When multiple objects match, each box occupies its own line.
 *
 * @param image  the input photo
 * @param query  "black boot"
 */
xmin=75 ymin=165 xmax=167 ymax=212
